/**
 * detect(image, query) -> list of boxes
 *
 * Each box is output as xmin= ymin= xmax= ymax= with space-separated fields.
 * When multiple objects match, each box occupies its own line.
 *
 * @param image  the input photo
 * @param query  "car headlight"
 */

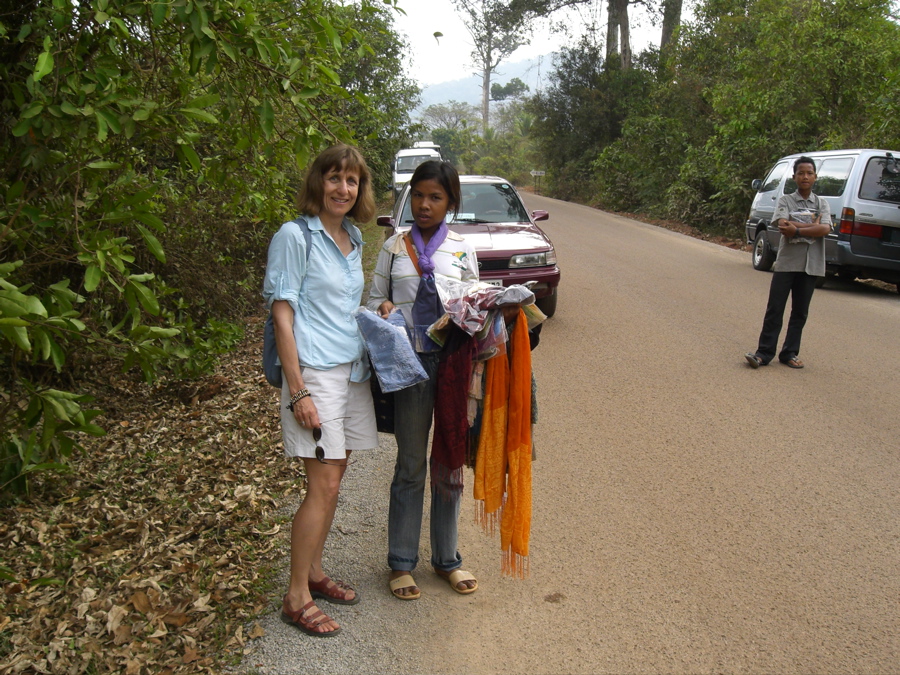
xmin=509 ymin=248 xmax=556 ymax=268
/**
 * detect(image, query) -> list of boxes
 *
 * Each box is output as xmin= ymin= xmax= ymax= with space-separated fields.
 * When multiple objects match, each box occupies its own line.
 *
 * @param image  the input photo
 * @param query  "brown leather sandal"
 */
xmin=309 ymin=575 xmax=360 ymax=605
xmin=281 ymin=597 xmax=341 ymax=637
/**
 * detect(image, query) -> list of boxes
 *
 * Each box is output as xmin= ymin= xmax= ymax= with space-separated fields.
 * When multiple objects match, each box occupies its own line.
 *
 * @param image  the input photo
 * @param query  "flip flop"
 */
xmin=389 ymin=573 xmax=420 ymax=600
xmin=783 ymin=357 xmax=804 ymax=369
xmin=445 ymin=569 xmax=478 ymax=595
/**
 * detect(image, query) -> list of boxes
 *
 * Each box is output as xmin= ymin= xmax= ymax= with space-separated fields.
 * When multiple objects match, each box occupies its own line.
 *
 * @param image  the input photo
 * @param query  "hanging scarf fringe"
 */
xmin=472 ymin=309 xmax=532 ymax=578
xmin=502 ymin=550 xmax=530 ymax=580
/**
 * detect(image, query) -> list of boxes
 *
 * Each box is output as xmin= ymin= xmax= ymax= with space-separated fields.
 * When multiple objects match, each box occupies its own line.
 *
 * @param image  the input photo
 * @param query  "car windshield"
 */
xmin=399 ymin=182 xmax=529 ymax=225
xmin=395 ymin=155 xmax=434 ymax=173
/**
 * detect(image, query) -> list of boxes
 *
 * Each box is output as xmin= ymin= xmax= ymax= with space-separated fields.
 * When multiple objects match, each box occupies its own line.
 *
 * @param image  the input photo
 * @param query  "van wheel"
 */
xmin=536 ymin=287 xmax=558 ymax=318
xmin=752 ymin=230 xmax=776 ymax=271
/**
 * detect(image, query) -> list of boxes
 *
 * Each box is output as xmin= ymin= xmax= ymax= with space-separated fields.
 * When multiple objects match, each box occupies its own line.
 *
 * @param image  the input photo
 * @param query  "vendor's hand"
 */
xmin=778 ymin=220 xmax=793 ymax=236
xmin=292 ymin=395 xmax=320 ymax=429
xmin=377 ymin=301 xmax=396 ymax=318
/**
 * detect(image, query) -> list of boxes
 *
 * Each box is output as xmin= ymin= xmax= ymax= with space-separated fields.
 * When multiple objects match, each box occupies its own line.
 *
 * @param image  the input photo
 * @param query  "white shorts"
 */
xmin=280 ymin=363 xmax=378 ymax=459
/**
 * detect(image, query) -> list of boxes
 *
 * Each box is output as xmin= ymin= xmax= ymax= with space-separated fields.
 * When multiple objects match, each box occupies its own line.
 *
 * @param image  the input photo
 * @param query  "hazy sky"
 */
xmin=391 ymin=0 xmax=664 ymax=87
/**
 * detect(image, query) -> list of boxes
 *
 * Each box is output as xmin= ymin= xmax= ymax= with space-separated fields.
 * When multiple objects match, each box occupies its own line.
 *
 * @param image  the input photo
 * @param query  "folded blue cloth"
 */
xmin=354 ymin=307 xmax=428 ymax=393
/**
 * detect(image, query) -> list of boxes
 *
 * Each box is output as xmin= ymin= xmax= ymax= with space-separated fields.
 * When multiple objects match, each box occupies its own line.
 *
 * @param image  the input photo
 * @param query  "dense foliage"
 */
xmin=0 ymin=0 xmax=416 ymax=495
xmin=531 ymin=0 xmax=900 ymax=231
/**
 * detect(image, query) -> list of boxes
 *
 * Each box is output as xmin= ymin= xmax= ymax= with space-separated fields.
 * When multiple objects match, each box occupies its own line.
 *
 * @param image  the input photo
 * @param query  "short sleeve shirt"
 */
xmin=773 ymin=191 xmax=832 ymax=276
xmin=262 ymin=216 xmax=366 ymax=370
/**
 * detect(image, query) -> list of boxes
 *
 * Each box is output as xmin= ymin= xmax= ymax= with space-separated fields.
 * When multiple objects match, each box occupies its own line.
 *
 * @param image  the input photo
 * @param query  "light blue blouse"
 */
xmin=262 ymin=215 xmax=366 ymax=371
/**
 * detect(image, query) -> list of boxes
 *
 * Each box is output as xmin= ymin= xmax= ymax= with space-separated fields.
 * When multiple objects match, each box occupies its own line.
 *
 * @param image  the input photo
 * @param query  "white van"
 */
xmin=745 ymin=149 xmax=900 ymax=292
xmin=391 ymin=146 xmax=442 ymax=199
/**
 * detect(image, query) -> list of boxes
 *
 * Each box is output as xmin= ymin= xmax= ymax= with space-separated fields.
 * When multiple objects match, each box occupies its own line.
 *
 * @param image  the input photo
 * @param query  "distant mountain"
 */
xmin=416 ymin=54 xmax=557 ymax=113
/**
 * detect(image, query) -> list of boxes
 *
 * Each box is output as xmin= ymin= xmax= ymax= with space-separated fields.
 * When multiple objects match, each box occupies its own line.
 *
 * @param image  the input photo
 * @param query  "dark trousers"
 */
xmin=756 ymin=271 xmax=818 ymax=364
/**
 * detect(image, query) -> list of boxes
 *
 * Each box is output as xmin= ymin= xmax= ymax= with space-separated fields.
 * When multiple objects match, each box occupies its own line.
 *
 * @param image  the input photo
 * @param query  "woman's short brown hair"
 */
xmin=296 ymin=144 xmax=375 ymax=223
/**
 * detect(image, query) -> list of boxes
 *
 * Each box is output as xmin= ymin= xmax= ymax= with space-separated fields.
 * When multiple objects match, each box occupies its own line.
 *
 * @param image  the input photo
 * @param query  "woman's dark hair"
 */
xmin=409 ymin=160 xmax=461 ymax=218
xmin=296 ymin=144 xmax=375 ymax=222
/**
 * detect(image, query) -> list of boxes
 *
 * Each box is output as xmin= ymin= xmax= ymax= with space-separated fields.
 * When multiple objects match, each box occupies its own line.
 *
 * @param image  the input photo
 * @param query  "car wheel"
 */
xmin=838 ymin=269 xmax=857 ymax=281
xmin=752 ymin=230 xmax=776 ymax=271
xmin=535 ymin=287 xmax=558 ymax=318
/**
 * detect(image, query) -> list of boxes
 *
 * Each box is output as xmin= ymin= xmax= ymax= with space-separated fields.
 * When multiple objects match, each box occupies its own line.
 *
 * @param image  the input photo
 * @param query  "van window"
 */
xmin=810 ymin=157 xmax=853 ymax=197
xmin=760 ymin=162 xmax=788 ymax=192
xmin=858 ymin=156 xmax=900 ymax=204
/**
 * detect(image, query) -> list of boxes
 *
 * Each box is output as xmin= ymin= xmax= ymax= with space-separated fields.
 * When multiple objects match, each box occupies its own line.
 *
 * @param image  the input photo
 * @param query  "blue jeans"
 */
xmin=388 ymin=353 xmax=463 ymax=573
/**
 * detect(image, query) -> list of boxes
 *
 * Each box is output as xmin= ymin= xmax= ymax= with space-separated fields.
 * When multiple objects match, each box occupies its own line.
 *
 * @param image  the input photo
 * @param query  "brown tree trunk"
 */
xmin=481 ymin=66 xmax=491 ymax=135
xmin=660 ymin=0 xmax=682 ymax=51
xmin=606 ymin=0 xmax=618 ymax=61
xmin=618 ymin=0 xmax=631 ymax=70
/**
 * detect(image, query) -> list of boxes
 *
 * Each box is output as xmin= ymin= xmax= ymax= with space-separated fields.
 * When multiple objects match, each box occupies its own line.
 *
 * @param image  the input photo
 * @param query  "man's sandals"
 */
xmin=281 ymin=596 xmax=341 ymax=638
xmin=389 ymin=573 xmax=421 ymax=601
xmin=389 ymin=569 xmax=478 ymax=599
xmin=309 ymin=575 xmax=360 ymax=605
xmin=438 ymin=569 xmax=478 ymax=595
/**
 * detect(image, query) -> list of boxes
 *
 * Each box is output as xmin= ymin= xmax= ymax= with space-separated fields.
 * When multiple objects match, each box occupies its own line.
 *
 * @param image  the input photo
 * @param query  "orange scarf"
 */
xmin=473 ymin=308 xmax=532 ymax=577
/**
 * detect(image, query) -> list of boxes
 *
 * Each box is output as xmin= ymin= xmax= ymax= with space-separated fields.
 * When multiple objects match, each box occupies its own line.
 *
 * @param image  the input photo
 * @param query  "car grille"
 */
xmin=478 ymin=259 xmax=510 ymax=271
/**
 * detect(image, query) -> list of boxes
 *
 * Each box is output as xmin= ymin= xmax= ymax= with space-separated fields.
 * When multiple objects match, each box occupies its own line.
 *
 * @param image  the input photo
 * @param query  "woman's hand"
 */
xmin=292 ymin=395 xmax=320 ymax=429
xmin=377 ymin=301 xmax=396 ymax=318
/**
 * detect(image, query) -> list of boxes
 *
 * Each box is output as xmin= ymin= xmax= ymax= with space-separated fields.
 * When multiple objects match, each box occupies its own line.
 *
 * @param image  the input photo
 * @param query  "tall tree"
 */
xmin=660 ymin=0 xmax=683 ymax=50
xmin=452 ymin=0 xmax=533 ymax=134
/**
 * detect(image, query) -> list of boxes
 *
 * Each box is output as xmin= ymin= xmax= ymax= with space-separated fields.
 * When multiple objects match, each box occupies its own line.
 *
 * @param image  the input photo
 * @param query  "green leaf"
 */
xmin=1 ymin=325 xmax=31 ymax=352
xmin=96 ymin=114 xmax=108 ymax=142
xmin=86 ymin=161 xmax=120 ymax=169
xmin=96 ymin=108 xmax=121 ymax=134
xmin=0 ymin=289 xmax=47 ymax=318
xmin=296 ymin=87 xmax=320 ymax=99
xmin=84 ymin=265 xmax=101 ymax=292
xmin=129 ymin=280 xmax=160 ymax=315
xmin=151 ymin=1 xmax=167 ymax=25
xmin=134 ymin=212 xmax=165 ymax=230
xmin=94 ymin=11 xmax=109 ymax=24
xmin=34 ymin=49 xmax=54 ymax=82
xmin=259 ymin=99 xmax=274 ymax=139
xmin=22 ymin=102 xmax=43 ymax=118
xmin=316 ymin=63 xmax=341 ymax=85
xmin=136 ymin=225 xmax=166 ymax=263
xmin=178 ymin=144 xmax=201 ymax=173
xmin=179 ymin=108 xmax=219 ymax=124
xmin=188 ymin=93 xmax=220 ymax=109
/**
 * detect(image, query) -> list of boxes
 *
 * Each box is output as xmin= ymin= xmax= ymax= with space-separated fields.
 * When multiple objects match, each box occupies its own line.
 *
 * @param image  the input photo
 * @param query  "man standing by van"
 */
xmin=745 ymin=156 xmax=832 ymax=369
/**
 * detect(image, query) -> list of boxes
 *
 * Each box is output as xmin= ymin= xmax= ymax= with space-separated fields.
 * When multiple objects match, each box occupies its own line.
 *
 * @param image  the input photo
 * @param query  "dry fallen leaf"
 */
xmin=248 ymin=622 xmax=265 ymax=639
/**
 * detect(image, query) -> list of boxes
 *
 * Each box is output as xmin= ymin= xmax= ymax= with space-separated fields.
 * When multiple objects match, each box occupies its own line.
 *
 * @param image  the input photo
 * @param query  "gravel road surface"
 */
xmin=239 ymin=194 xmax=900 ymax=675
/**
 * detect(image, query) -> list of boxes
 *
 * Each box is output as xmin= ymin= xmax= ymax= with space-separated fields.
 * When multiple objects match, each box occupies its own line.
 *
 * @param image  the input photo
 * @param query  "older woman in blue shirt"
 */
xmin=263 ymin=144 xmax=377 ymax=638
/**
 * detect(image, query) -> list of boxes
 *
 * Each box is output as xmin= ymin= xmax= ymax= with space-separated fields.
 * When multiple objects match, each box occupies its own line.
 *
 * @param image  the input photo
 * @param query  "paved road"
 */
xmin=244 ymin=194 xmax=900 ymax=674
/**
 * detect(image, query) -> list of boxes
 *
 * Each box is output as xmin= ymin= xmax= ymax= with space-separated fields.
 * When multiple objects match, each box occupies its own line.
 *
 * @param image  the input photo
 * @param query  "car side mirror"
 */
xmin=751 ymin=179 xmax=762 ymax=191
xmin=377 ymin=215 xmax=394 ymax=227
xmin=531 ymin=210 xmax=549 ymax=222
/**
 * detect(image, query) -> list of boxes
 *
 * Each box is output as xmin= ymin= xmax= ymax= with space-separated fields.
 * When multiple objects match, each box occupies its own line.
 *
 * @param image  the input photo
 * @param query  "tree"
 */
xmin=0 ymin=0 xmax=403 ymax=494
xmin=660 ymin=0 xmax=683 ymax=51
xmin=422 ymin=101 xmax=482 ymax=131
xmin=491 ymin=77 xmax=530 ymax=100
xmin=452 ymin=0 xmax=533 ymax=134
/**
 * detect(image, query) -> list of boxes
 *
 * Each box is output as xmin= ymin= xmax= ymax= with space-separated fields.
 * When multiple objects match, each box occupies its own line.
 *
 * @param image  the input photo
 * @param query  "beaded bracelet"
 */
xmin=287 ymin=388 xmax=310 ymax=412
